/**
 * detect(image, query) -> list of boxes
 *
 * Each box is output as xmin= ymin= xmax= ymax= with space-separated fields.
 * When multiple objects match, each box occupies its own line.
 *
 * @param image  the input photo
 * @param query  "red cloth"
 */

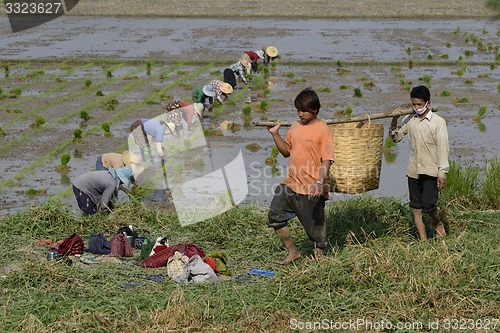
xmin=245 ymin=51 xmax=260 ymax=63
xmin=56 ymin=233 xmax=84 ymax=256
xmin=171 ymin=243 xmax=205 ymax=258
xmin=140 ymin=246 xmax=175 ymax=268
xmin=204 ymin=257 xmax=216 ymax=271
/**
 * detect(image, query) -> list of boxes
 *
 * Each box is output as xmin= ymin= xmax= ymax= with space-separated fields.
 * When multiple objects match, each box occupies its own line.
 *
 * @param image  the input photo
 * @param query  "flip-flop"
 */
xmin=121 ymin=281 xmax=145 ymax=289
xmin=247 ymin=268 xmax=276 ymax=277
xmin=232 ymin=275 xmax=252 ymax=281
xmin=142 ymin=275 xmax=164 ymax=282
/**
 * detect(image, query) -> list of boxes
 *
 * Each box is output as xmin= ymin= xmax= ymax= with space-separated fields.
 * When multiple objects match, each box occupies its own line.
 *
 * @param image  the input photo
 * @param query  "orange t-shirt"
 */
xmin=282 ymin=119 xmax=334 ymax=196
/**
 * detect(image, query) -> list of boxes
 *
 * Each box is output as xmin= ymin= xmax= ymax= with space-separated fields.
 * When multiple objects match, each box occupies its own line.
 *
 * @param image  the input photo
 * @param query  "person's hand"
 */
xmin=308 ymin=181 xmax=322 ymax=198
xmin=267 ymin=121 xmax=281 ymax=134
xmin=437 ymin=177 xmax=446 ymax=189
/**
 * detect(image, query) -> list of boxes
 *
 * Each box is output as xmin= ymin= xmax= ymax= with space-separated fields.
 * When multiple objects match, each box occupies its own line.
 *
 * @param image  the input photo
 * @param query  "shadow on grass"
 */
xmin=325 ymin=195 xmax=413 ymax=251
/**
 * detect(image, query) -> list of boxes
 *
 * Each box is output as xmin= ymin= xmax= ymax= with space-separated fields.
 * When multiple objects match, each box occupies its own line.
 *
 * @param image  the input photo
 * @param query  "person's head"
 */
xmin=202 ymin=84 xmax=215 ymax=97
xmin=219 ymin=82 xmax=233 ymax=95
xmin=410 ymin=85 xmax=431 ymax=115
xmin=265 ymin=46 xmax=279 ymax=60
xmin=161 ymin=121 xmax=177 ymax=136
xmin=294 ymin=88 xmax=320 ymax=124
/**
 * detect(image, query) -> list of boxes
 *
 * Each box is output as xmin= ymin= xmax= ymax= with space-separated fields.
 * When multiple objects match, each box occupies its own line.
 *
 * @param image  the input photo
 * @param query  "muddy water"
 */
xmin=0 ymin=16 xmax=499 ymax=216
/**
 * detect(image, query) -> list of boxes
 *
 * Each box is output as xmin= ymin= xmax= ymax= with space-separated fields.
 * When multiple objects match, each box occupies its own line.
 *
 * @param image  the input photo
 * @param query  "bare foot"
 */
xmin=436 ymin=223 xmax=446 ymax=238
xmin=313 ymin=247 xmax=325 ymax=260
xmin=277 ymin=252 xmax=301 ymax=265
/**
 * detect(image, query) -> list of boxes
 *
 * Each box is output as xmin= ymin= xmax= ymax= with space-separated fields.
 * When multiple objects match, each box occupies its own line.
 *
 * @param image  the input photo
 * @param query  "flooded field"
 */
xmin=0 ymin=16 xmax=499 ymax=216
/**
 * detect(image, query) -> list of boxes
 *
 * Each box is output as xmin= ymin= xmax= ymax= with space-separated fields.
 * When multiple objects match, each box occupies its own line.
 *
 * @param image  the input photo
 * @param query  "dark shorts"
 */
xmin=268 ymin=184 xmax=327 ymax=248
xmin=223 ymin=68 xmax=237 ymax=88
xmin=72 ymin=185 xmax=97 ymax=215
xmin=95 ymin=155 xmax=106 ymax=171
xmin=408 ymin=175 xmax=439 ymax=213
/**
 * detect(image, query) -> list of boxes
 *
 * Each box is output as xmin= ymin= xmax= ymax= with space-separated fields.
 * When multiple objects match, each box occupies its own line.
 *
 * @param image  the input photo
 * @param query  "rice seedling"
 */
xmin=408 ymin=59 xmax=413 ymax=69
xmin=473 ymin=106 xmax=487 ymax=121
xmin=124 ymin=75 xmax=139 ymax=80
xmin=454 ymin=26 xmax=460 ymax=34
xmin=0 ymin=127 xmax=5 ymax=136
xmin=265 ymin=146 xmax=279 ymax=165
xmin=55 ymin=152 xmax=71 ymax=173
xmin=464 ymin=50 xmax=474 ymax=57
xmin=106 ymin=70 xmax=113 ymax=78
xmin=242 ymin=105 xmax=252 ymax=117
xmin=245 ymin=143 xmax=261 ymax=152
xmin=353 ymin=87 xmax=362 ymax=98
xmin=96 ymin=90 xmax=104 ymax=96
xmin=440 ymin=54 xmax=449 ymax=59
xmin=477 ymin=73 xmax=490 ymax=78
xmin=4 ymin=64 xmax=9 ymax=77
xmin=435 ymin=90 xmax=451 ymax=97
xmin=83 ymin=79 xmax=92 ymax=88
xmin=146 ymin=62 xmax=152 ymax=75
xmin=427 ymin=54 xmax=433 ymax=60
xmin=31 ymin=116 xmax=46 ymax=128
xmin=406 ymin=47 xmax=412 ymax=56
xmin=383 ymin=135 xmax=396 ymax=149
xmin=482 ymin=28 xmax=488 ymax=35
xmin=102 ymin=98 xmax=119 ymax=111
xmin=418 ymin=74 xmax=432 ymax=86
xmin=489 ymin=64 xmax=496 ymax=70
xmin=454 ymin=97 xmax=469 ymax=104
xmin=6 ymin=108 xmax=22 ymax=114
xmin=497 ymin=82 xmax=500 ymax=93
xmin=73 ymin=128 xmax=83 ymax=142
xmin=101 ymin=122 xmax=112 ymax=136
xmin=318 ymin=87 xmax=330 ymax=93
xmin=284 ymin=72 xmax=294 ymax=78
xmin=337 ymin=67 xmax=351 ymax=75
xmin=446 ymin=42 xmax=452 ymax=48
xmin=452 ymin=69 xmax=464 ymax=77
xmin=256 ymin=100 xmax=268 ymax=113
xmin=55 ymin=76 xmax=66 ymax=82
xmin=345 ymin=106 xmax=353 ymax=117
xmin=8 ymin=87 xmax=22 ymax=98
xmin=339 ymin=85 xmax=350 ymax=90
xmin=79 ymin=110 xmax=90 ymax=122
xmin=464 ymin=79 xmax=474 ymax=85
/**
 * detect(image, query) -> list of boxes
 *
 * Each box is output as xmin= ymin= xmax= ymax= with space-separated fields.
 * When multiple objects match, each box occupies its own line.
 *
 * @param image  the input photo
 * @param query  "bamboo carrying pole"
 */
xmin=252 ymin=108 xmax=438 ymax=127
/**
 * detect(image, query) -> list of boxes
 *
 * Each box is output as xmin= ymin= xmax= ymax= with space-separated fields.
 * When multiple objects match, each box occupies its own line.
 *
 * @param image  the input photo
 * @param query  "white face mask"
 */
xmin=413 ymin=102 xmax=428 ymax=115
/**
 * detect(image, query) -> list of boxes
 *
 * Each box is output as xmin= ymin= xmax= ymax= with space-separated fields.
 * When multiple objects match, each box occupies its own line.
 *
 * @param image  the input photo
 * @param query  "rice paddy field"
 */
xmin=0 ymin=1 xmax=499 ymax=332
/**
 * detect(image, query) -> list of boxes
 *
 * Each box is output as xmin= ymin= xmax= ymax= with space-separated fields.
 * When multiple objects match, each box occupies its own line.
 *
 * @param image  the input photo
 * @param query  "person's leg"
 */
xmin=408 ymin=176 xmax=427 ymax=240
xmin=421 ymin=175 xmax=445 ymax=238
xmin=274 ymin=226 xmax=301 ymax=265
xmin=268 ymin=184 xmax=301 ymax=264
xmin=412 ymin=208 xmax=427 ymax=240
xmin=293 ymin=194 xmax=328 ymax=257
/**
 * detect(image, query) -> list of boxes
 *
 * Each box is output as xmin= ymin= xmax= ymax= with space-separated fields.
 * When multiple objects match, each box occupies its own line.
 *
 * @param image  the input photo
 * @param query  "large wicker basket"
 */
xmin=329 ymin=121 xmax=384 ymax=194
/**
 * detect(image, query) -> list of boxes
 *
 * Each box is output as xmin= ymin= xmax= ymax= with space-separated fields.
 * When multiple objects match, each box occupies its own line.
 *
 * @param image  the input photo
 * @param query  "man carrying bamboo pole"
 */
xmin=390 ymin=85 xmax=449 ymax=240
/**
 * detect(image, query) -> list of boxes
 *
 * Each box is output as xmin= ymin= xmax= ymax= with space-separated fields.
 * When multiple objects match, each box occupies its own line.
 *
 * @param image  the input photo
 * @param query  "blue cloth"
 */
xmin=247 ymin=268 xmax=276 ymax=277
xmin=141 ymin=118 xmax=166 ymax=142
xmin=95 ymin=155 xmax=105 ymax=171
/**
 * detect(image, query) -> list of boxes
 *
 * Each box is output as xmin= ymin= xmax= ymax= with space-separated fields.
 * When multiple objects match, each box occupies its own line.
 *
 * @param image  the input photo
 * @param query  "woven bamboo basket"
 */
xmin=328 ymin=121 xmax=384 ymax=194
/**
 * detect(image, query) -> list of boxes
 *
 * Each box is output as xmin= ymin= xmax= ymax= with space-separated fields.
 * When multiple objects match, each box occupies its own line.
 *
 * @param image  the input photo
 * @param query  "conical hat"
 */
xmin=220 ymin=82 xmax=233 ymax=94
xmin=265 ymin=46 xmax=278 ymax=57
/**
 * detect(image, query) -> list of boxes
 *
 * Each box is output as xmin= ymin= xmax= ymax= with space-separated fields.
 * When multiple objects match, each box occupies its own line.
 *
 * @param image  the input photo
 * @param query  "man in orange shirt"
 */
xmin=267 ymin=88 xmax=334 ymax=264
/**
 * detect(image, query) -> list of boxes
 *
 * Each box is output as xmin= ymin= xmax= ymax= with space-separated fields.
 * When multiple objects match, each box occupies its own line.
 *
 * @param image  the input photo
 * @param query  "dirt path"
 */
xmin=69 ymin=0 xmax=494 ymax=18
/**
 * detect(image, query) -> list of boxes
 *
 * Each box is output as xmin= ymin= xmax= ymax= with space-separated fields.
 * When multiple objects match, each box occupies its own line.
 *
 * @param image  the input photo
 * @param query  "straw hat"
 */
xmin=164 ymin=122 xmax=176 ymax=135
xmin=202 ymin=84 xmax=215 ymax=97
xmin=265 ymin=46 xmax=278 ymax=57
xmin=220 ymin=82 xmax=233 ymax=94
xmin=121 ymin=150 xmax=131 ymax=166
xmin=193 ymin=103 xmax=204 ymax=117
